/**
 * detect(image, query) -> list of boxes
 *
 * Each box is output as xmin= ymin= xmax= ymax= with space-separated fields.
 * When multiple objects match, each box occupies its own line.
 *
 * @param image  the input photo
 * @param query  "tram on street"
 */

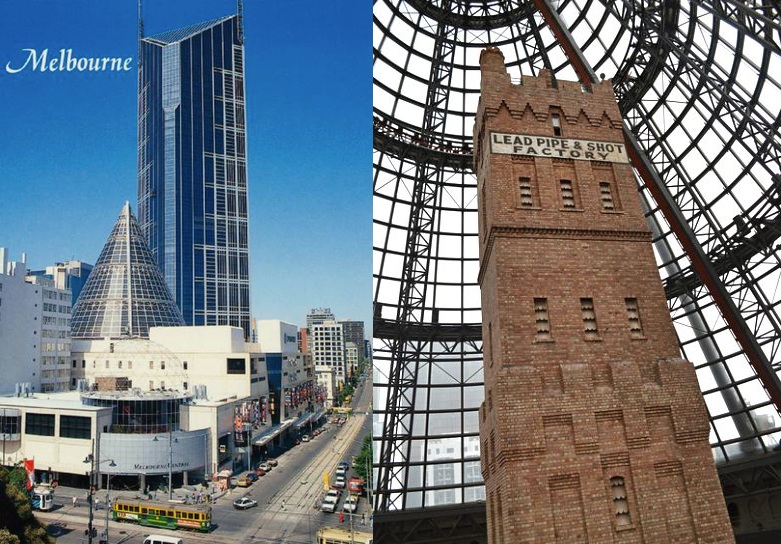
xmin=316 ymin=526 xmax=373 ymax=544
xmin=111 ymin=497 xmax=211 ymax=532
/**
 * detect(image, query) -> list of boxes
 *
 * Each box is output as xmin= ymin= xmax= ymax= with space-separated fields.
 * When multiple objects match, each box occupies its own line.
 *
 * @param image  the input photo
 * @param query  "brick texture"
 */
xmin=475 ymin=47 xmax=734 ymax=543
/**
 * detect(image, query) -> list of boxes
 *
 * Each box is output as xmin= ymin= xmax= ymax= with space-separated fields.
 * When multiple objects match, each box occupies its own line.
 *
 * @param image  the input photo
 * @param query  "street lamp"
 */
xmin=102 ymin=460 xmax=117 ymax=544
xmin=153 ymin=431 xmax=177 ymax=501
xmin=83 ymin=442 xmax=115 ymax=544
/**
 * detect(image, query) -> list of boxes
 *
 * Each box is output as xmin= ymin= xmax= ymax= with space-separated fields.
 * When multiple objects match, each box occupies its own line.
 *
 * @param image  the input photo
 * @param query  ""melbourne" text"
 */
xmin=5 ymin=48 xmax=133 ymax=74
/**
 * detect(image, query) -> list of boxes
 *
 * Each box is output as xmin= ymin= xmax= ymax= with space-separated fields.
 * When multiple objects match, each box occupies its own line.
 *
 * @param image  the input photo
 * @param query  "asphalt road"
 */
xmin=36 ymin=375 xmax=373 ymax=544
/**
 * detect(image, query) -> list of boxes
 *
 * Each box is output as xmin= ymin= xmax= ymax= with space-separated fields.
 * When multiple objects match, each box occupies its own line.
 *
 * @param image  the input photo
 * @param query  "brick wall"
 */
xmin=476 ymin=47 xmax=734 ymax=543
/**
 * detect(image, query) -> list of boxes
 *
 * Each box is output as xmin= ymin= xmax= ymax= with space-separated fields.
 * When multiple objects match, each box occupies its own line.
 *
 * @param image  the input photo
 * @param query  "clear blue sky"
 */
xmin=0 ymin=1 xmax=372 ymax=333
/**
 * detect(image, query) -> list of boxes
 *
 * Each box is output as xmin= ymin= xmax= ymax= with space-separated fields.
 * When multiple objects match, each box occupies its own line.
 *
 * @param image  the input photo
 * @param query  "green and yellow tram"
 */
xmin=112 ymin=497 xmax=211 ymax=532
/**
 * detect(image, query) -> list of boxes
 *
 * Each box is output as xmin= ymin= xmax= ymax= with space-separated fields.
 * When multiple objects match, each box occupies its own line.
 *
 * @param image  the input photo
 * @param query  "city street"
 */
xmin=35 ymin=375 xmax=373 ymax=544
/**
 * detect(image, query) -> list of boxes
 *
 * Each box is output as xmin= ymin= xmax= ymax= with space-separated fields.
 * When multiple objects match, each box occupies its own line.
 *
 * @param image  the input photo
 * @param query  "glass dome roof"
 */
xmin=374 ymin=0 xmax=781 ymax=511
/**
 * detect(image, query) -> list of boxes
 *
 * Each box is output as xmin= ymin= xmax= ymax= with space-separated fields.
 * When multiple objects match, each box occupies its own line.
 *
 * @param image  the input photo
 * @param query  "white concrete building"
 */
xmin=0 ymin=248 xmax=72 ymax=395
xmin=256 ymin=319 xmax=299 ymax=354
xmin=71 ymin=326 xmax=268 ymax=403
xmin=310 ymin=320 xmax=347 ymax=386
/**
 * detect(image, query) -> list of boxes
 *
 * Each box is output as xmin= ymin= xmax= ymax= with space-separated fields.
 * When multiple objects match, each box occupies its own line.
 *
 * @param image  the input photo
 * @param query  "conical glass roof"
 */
xmin=71 ymin=202 xmax=185 ymax=339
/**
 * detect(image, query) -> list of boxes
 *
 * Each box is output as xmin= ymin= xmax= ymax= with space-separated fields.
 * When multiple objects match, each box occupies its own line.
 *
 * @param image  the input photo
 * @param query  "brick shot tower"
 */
xmin=474 ymin=47 xmax=734 ymax=543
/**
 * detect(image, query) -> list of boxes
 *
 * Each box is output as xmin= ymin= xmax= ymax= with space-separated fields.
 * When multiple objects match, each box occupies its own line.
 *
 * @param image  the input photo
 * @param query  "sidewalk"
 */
xmin=48 ymin=481 xmax=229 ymax=511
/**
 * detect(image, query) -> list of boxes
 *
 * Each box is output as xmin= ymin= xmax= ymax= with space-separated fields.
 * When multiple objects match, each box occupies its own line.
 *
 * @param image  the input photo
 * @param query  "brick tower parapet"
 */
xmin=474 ymin=46 xmax=734 ymax=543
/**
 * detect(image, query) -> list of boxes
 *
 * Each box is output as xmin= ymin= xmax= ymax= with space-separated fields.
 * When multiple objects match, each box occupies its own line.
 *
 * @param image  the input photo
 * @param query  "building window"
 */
xmin=581 ymin=298 xmax=599 ymax=339
xmin=105 ymin=361 xmax=109 ymax=369
xmin=183 ymin=361 xmax=188 ymax=370
xmin=600 ymin=181 xmax=619 ymax=210
xmin=625 ymin=298 xmax=644 ymax=337
xmin=552 ymin=113 xmax=562 ymax=136
xmin=60 ymin=415 xmax=91 ymax=439
xmin=149 ymin=361 xmax=154 ymax=370
xmin=227 ymin=358 xmax=246 ymax=374
xmin=519 ymin=176 xmax=536 ymax=207
xmin=560 ymin=179 xmax=578 ymax=209
xmin=534 ymin=298 xmax=551 ymax=340
xmin=0 ymin=414 xmax=20 ymax=435
xmin=610 ymin=476 xmax=632 ymax=528
xmin=161 ymin=361 xmax=166 ymax=370
xmin=25 ymin=413 xmax=55 ymax=436
xmin=118 ymin=361 xmax=123 ymax=369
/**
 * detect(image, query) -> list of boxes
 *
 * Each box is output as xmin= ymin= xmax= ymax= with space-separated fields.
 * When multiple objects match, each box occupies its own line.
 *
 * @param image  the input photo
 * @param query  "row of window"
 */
xmin=533 ymin=297 xmax=644 ymax=340
xmin=518 ymin=176 xmax=621 ymax=211
xmin=74 ymin=359 xmax=190 ymax=371
xmin=26 ymin=413 xmax=91 ymax=439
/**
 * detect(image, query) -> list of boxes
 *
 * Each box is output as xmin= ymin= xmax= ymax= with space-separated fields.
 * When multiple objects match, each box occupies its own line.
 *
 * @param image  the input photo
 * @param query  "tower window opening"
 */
xmin=600 ymin=182 xmax=616 ymax=210
xmin=552 ymin=113 xmax=562 ymax=136
xmin=610 ymin=476 xmax=632 ymax=528
xmin=560 ymin=179 xmax=577 ymax=209
xmin=534 ymin=298 xmax=551 ymax=340
xmin=519 ymin=176 xmax=535 ymax=207
xmin=625 ymin=298 xmax=644 ymax=337
xmin=581 ymin=298 xmax=599 ymax=339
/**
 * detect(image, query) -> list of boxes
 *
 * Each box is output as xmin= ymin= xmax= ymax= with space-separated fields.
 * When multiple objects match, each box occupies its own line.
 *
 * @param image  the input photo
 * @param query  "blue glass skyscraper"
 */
xmin=138 ymin=15 xmax=251 ymax=338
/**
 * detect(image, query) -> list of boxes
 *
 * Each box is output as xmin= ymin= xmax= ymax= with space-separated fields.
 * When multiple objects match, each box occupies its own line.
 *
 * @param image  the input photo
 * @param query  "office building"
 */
xmin=29 ymin=260 xmax=93 ymax=307
xmin=310 ymin=321 xmax=346 ymax=387
xmin=0 ymin=249 xmax=72 ymax=395
xmin=339 ymin=319 xmax=366 ymax=360
xmin=306 ymin=307 xmax=334 ymax=329
xmin=138 ymin=14 xmax=251 ymax=338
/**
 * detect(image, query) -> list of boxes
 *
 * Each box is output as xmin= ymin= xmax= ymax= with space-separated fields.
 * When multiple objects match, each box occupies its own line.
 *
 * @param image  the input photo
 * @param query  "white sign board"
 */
xmin=490 ymin=132 xmax=630 ymax=163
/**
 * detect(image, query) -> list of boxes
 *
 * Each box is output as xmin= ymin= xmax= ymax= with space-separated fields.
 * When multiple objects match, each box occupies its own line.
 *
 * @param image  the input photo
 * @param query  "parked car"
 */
xmin=233 ymin=497 xmax=258 ymax=510
xmin=343 ymin=495 xmax=359 ymax=513
xmin=267 ymin=458 xmax=279 ymax=467
xmin=236 ymin=475 xmax=253 ymax=487
xmin=334 ymin=474 xmax=347 ymax=488
xmin=259 ymin=463 xmax=272 ymax=472
xmin=301 ymin=434 xmax=311 ymax=442
xmin=336 ymin=465 xmax=347 ymax=477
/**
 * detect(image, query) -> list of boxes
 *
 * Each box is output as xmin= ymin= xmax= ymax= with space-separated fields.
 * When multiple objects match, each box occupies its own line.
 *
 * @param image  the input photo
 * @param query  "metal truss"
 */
xmin=373 ymin=0 xmax=781 ymax=523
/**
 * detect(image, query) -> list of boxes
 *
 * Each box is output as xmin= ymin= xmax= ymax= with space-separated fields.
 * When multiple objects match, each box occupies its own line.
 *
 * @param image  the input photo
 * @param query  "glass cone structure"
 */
xmin=71 ymin=202 xmax=185 ymax=340
xmin=373 ymin=0 xmax=781 ymax=528
xmin=138 ymin=14 xmax=251 ymax=339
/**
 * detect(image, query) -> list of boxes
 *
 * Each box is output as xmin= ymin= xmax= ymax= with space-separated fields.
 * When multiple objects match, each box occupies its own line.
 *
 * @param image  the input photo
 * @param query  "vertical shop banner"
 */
xmin=24 ymin=458 xmax=35 ymax=490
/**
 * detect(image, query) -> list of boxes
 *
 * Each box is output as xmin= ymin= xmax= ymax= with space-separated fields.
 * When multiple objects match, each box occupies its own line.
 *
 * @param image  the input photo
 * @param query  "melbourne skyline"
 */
xmin=0 ymin=1 xmax=372 ymax=332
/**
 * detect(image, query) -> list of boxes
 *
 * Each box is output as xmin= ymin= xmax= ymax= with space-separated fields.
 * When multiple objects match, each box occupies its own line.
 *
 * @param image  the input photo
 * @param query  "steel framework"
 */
xmin=373 ymin=0 xmax=781 ymax=517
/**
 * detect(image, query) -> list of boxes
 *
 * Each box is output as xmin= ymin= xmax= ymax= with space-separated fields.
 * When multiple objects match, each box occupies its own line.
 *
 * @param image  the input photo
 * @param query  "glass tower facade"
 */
xmin=138 ymin=15 xmax=251 ymax=338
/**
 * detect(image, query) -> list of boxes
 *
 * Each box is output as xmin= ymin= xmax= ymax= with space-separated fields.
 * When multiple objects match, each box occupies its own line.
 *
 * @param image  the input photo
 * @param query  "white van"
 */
xmin=142 ymin=536 xmax=183 ymax=544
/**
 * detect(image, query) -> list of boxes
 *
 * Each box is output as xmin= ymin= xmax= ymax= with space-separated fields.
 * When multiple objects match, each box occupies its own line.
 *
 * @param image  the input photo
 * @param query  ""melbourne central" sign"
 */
xmin=490 ymin=132 xmax=630 ymax=163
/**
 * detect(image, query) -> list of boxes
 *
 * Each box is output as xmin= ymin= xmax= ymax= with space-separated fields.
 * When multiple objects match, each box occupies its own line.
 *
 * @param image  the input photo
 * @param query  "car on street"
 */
xmin=267 ymin=458 xmax=279 ymax=467
xmin=321 ymin=494 xmax=339 ymax=513
xmin=343 ymin=494 xmax=359 ymax=513
xmin=301 ymin=434 xmax=311 ymax=442
xmin=233 ymin=497 xmax=258 ymax=510
xmin=236 ymin=473 xmax=257 ymax=487
xmin=334 ymin=474 xmax=346 ymax=488
xmin=259 ymin=463 xmax=272 ymax=472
